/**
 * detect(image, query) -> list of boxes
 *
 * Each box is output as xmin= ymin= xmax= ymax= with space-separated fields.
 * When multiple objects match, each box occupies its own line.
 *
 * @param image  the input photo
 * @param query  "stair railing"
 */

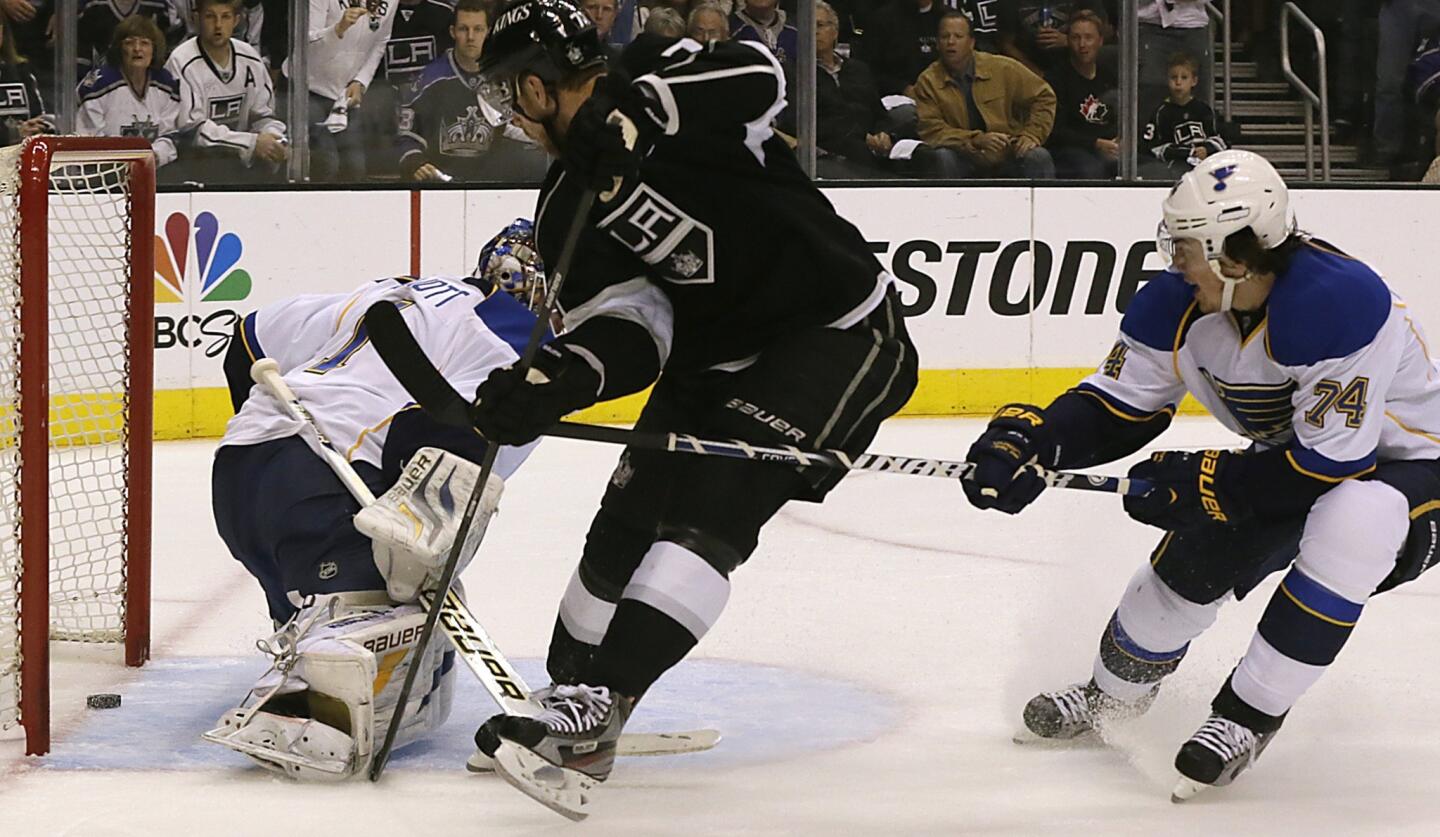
xmin=1280 ymin=2 xmax=1331 ymax=181
xmin=1204 ymin=0 xmax=1232 ymax=120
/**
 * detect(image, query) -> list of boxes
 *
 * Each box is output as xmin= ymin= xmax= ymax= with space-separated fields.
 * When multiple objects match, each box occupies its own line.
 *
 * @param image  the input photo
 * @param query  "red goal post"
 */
xmin=1 ymin=136 xmax=155 ymax=756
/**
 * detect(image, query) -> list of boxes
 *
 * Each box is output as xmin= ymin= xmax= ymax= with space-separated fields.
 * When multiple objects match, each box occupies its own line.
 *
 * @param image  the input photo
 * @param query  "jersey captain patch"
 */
xmin=600 ymin=183 xmax=715 ymax=285
xmin=1200 ymin=369 xmax=1296 ymax=444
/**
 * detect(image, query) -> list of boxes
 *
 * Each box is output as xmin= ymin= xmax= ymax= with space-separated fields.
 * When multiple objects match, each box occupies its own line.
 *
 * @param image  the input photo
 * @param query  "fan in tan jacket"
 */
xmin=910 ymin=10 xmax=1056 ymax=178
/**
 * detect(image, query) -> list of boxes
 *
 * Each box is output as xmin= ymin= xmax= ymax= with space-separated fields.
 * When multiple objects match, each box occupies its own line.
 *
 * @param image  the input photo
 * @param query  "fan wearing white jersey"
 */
xmin=76 ymin=14 xmax=182 ymax=167
xmin=204 ymin=221 xmax=548 ymax=780
xmin=962 ymin=149 xmax=1440 ymax=800
xmin=165 ymin=0 xmax=288 ymax=183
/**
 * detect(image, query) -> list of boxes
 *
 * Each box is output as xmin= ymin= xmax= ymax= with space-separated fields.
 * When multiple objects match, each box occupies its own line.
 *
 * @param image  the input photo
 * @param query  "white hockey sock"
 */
xmin=558 ymin=566 xmax=618 ymax=646
xmin=1093 ymin=563 xmax=1224 ymax=701
xmin=622 ymin=541 xmax=730 ymax=641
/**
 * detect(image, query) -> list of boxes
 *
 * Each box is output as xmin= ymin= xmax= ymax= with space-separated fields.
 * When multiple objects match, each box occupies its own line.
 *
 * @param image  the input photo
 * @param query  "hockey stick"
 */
xmin=352 ymin=317 xmax=1154 ymax=498
xmin=249 ymin=358 xmax=720 ymax=760
xmin=365 ymin=189 xmax=599 ymax=781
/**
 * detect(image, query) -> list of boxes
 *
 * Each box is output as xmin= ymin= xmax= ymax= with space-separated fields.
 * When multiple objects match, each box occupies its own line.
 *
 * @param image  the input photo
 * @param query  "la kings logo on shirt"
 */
xmin=601 ymin=183 xmax=715 ymax=284
xmin=0 ymin=83 xmax=28 ymax=115
xmin=440 ymin=105 xmax=495 ymax=156
xmin=208 ymin=95 xmax=245 ymax=127
xmin=122 ymin=115 xmax=161 ymax=141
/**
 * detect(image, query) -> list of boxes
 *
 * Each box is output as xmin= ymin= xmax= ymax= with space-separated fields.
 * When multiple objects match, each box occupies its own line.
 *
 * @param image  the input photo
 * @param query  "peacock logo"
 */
xmin=154 ymin=211 xmax=252 ymax=304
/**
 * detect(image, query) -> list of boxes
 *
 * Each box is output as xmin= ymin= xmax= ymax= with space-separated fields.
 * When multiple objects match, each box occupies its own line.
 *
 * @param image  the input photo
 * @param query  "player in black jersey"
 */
xmin=463 ymin=0 xmax=918 ymax=811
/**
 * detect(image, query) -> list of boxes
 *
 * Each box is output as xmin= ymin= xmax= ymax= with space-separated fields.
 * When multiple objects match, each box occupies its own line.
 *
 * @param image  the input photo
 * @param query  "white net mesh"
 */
xmin=0 ymin=146 xmax=135 ymax=734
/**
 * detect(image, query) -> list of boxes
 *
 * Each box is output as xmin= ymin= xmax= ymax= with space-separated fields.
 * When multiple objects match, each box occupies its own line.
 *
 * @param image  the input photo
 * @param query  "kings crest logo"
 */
xmin=1211 ymin=164 xmax=1238 ymax=191
xmin=440 ymin=105 xmax=496 ymax=157
xmin=121 ymin=115 xmax=161 ymax=142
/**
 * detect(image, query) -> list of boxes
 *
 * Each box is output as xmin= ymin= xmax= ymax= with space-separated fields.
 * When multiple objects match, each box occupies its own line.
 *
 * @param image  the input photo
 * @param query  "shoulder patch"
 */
xmin=151 ymin=68 xmax=181 ymax=96
xmin=78 ymin=65 xmax=126 ymax=99
xmin=1266 ymin=244 xmax=1391 ymax=366
xmin=1119 ymin=270 xmax=1199 ymax=352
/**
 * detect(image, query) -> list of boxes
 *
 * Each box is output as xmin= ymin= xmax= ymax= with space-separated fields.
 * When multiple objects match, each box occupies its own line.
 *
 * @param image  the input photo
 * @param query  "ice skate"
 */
xmin=476 ymin=684 xmax=632 ymax=820
xmin=1171 ymin=713 xmax=1281 ymax=802
xmin=1015 ymin=679 xmax=1155 ymax=744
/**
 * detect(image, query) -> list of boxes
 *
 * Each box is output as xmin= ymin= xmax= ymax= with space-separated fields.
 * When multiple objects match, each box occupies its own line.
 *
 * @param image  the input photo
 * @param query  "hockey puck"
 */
xmin=86 ymin=693 xmax=121 ymax=710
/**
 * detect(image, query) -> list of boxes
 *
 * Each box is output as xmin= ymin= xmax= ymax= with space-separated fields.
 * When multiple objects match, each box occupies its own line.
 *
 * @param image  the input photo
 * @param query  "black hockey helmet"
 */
xmin=477 ymin=0 xmax=608 ymax=117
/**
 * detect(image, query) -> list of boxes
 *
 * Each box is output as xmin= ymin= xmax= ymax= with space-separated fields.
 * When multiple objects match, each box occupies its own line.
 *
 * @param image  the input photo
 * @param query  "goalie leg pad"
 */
xmin=355 ymin=447 xmax=504 ymax=602
xmin=204 ymin=593 xmax=456 ymax=780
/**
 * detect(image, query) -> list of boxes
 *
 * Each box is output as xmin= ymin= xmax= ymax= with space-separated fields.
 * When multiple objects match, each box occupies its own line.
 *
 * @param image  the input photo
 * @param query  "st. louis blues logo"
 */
xmin=1211 ymin=164 xmax=1238 ymax=191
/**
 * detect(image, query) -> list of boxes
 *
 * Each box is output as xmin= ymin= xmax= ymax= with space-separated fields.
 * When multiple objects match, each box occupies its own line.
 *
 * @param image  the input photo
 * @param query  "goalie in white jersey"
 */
xmin=204 ymin=220 xmax=548 ymax=780
xmin=962 ymin=149 xmax=1440 ymax=800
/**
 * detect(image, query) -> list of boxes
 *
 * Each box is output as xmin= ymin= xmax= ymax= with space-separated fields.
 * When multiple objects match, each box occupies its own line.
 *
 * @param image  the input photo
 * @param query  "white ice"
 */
xmin=5 ymin=417 xmax=1440 ymax=835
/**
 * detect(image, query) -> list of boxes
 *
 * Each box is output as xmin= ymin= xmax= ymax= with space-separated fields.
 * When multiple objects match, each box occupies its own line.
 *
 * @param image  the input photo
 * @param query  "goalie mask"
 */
xmin=1155 ymin=149 xmax=1295 ymax=312
xmin=472 ymin=218 xmax=548 ymax=311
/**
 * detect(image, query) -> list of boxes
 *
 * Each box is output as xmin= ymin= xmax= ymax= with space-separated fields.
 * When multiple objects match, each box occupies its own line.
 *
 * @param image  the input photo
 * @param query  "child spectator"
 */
xmin=166 ymin=0 xmax=287 ymax=183
xmin=76 ymin=14 xmax=181 ymax=168
xmin=1045 ymin=10 xmax=1116 ymax=178
xmin=0 ymin=11 xmax=54 ymax=145
xmin=1140 ymin=51 xmax=1224 ymax=179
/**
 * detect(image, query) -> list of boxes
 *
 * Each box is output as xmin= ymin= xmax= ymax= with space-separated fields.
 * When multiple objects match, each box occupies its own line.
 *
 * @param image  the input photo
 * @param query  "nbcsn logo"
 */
xmin=154 ymin=211 xmax=252 ymax=304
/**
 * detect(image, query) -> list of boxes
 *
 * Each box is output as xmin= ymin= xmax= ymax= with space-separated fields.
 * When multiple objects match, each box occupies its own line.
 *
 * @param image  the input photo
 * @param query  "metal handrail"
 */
xmin=1204 ymin=0 xmax=1232 ymax=120
xmin=1280 ymin=2 xmax=1330 ymax=181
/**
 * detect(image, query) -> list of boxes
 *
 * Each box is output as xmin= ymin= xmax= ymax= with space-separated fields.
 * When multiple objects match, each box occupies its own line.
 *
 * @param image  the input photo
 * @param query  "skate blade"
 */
xmin=470 ymin=729 xmax=721 ymax=773
xmin=1171 ymin=776 xmax=1209 ymax=803
xmin=492 ymin=741 xmax=596 ymax=822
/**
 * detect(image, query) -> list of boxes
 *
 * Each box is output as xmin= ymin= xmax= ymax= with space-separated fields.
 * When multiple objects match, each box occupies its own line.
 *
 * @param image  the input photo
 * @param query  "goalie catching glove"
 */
xmin=354 ymin=447 xmax=504 ymax=603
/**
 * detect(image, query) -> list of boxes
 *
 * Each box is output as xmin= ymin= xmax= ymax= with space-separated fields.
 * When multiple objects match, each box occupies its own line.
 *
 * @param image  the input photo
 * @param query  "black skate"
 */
xmin=1016 ymin=679 xmax=1156 ymax=743
xmin=1171 ymin=713 xmax=1282 ymax=802
xmin=476 ymin=684 xmax=632 ymax=821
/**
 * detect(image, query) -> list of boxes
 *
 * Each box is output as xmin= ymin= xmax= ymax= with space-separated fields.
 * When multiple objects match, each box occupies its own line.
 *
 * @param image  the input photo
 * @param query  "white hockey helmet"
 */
xmin=1158 ymin=149 xmax=1294 ymax=263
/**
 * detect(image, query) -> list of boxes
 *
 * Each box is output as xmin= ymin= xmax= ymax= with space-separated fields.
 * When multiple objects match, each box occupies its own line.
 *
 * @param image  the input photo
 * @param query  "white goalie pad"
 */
xmin=355 ymin=447 xmax=505 ymax=603
xmin=202 ymin=593 xmax=455 ymax=781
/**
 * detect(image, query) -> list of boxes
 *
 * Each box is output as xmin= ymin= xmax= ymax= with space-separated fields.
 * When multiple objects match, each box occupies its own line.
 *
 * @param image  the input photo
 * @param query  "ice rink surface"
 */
xmin=5 ymin=417 xmax=1440 ymax=836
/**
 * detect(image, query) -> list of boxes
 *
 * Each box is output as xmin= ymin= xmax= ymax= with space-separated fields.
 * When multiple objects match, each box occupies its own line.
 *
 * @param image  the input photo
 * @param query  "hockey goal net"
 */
xmin=0 ymin=137 xmax=154 ymax=756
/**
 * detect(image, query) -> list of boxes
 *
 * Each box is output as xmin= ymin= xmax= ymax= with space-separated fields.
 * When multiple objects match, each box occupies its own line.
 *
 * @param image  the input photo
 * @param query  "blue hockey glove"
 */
xmin=961 ymin=403 xmax=1056 ymax=514
xmin=1123 ymin=449 xmax=1250 ymax=531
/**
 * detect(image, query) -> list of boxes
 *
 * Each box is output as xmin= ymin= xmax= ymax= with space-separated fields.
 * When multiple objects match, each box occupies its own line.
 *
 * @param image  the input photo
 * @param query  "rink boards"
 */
xmin=148 ymin=185 xmax=1440 ymax=439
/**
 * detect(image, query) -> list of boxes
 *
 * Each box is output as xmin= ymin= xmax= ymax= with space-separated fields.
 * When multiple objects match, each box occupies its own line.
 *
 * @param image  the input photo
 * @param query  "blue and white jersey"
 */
xmin=220 ymin=275 xmax=539 ymax=479
xmin=1075 ymin=240 xmax=1440 ymax=481
xmin=76 ymin=65 xmax=182 ymax=166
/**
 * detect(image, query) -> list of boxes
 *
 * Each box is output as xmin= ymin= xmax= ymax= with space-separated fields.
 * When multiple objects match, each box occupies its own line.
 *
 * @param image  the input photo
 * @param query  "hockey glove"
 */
xmin=563 ymin=72 xmax=652 ymax=201
xmin=962 ymin=403 xmax=1057 ymax=514
xmin=1122 ymin=449 xmax=1250 ymax=531
xmin=469 ymin=344 xmax=601 ymax=445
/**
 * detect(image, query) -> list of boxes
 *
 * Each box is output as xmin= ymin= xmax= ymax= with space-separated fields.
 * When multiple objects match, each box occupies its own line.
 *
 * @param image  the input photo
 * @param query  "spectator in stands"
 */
xmin=285 ymin=0 xmax=397 ymax=182
xmin=581 ymin=0 xmax=624 ymax=61
xmin=645 ymin=6 xmax=686 ymax=36
xmin=913 ymin=11 xmax=1056 ymax=178
xmin=1374 ymin=0 xmax=1440 ymax=168
xmin=0 ymin=10 xmax=53 ymax=145
xmin=859 ymin=0 xmax=944 ymax=97
xmin=1411 ymin=35 xmax=1440 ymax=181
xmin=958 ymin=0 xmax=1004 ymax=54
xmin=1137 ymin=0 xmax=1208 ymax=121
xmin=397 ymin=0 xmax=546 ymax=183
xmin=1140 ymin=51 xmax=1224 ymax=179
xmin=79 ymin=0 xmax=182 ymax=76
xmin=1045 ymin=10 xmax=1115 ymax=178
xmin=688 ymin=2 xmax=731 ymax=43
xmin=165 ymin=0 xmax=287 ymax=183
xmin=76 ymin=15 xmax=180 ymax=169
xmin=385 ymin=0 xmax=456 ymax=86
xmin=4 ymin=0 xmax=55 ymax=103
xmin=732 ymin=0 xmax=798 ymax=67
xmin=173 ymin=0 xmax=264 ymax=53
xmin=997 ymin=1 xmax=1112 ymax=76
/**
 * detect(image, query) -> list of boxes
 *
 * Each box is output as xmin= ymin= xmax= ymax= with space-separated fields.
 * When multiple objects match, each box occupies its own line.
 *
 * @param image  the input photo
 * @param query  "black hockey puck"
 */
xmin=86 ymin=693 xmax=121 ymax=709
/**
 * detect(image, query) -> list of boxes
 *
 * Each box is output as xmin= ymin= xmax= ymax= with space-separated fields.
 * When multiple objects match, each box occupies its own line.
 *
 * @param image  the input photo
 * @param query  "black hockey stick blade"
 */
xmin=364 ymin=300 xmax=472 ymax=429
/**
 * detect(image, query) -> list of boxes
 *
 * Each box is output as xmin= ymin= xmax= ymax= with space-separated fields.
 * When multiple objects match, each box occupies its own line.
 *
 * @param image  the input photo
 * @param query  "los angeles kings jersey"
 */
xmin=76 ymin=66 xmax=182 ymax=166
xmin=220 ymin=275 xmax=538 ymax=479
xmin=166 ymin=37 xmax=285 ymax=162
xmin=1076 ymin=240 xmax=1440 ymax=481
xmin=537 ymin=36 xmax=892 ymax=394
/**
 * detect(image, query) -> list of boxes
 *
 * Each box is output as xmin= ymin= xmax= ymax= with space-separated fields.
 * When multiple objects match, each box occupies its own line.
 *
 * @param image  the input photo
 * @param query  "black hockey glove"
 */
xmin=469 ymin=344 xmax=601 ymax=445
xmin=961 ymin=403 xmax=1057 ymax=514
xmin=563 ymin=72 xmax=652 ymax=199
xmin=1122 ymin=449 xmax=1250 ymax=532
